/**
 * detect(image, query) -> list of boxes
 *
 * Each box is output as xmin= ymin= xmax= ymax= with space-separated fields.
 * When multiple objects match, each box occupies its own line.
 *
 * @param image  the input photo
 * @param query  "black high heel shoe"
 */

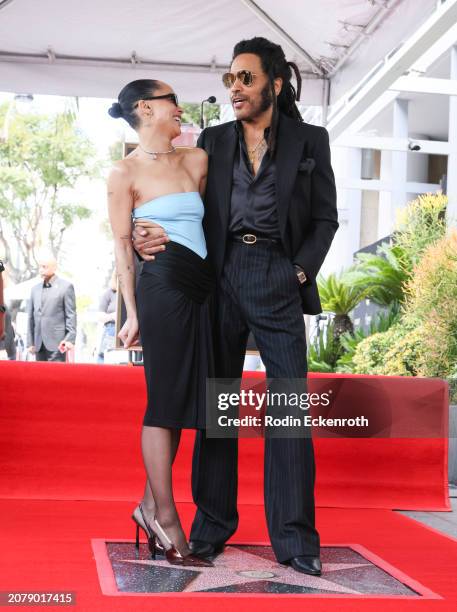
xmin=138 ymin=504 xmax=213 ymax=567
xmin=132 ymin=504 xmax=164 ymax=558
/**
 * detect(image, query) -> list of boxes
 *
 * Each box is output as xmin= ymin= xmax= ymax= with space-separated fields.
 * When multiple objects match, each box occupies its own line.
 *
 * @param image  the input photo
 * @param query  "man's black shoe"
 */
xmin=188 ymin=540 xmax=225 ymax=560
xmin=282 ymin=556 xmax=322 ymax=576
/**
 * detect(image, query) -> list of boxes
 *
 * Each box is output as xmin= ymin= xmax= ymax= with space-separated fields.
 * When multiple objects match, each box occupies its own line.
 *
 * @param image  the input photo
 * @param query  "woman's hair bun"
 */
xmin=108 ymin=102 xmax=123 ymax=118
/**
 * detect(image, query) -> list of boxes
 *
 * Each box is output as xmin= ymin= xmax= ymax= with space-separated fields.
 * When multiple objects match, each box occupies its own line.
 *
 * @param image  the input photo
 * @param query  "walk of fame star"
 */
xmin=101 ymin=543 xmax=421 ymax=596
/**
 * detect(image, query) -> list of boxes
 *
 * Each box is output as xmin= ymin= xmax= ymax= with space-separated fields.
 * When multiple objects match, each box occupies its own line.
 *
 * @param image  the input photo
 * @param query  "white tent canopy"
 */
xmin=0 ymin=0 xmax=440 ymax=108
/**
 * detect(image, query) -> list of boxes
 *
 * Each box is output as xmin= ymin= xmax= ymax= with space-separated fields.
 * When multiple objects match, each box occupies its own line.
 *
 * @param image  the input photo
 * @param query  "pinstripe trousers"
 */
xmin=191 ymin=240 xmax=320 ymax=562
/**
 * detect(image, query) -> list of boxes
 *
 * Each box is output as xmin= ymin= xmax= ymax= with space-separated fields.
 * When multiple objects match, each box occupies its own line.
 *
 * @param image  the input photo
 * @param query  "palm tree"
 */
xmin=344 ymin=243 xmax=409 ymax=307
xmin=317 ymin=272 xmax=368 ymax=338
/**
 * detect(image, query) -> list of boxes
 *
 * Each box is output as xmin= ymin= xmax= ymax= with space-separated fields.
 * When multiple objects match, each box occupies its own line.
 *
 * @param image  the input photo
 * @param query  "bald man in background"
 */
xmin=27 ymin=256 xmax=77 ymax=362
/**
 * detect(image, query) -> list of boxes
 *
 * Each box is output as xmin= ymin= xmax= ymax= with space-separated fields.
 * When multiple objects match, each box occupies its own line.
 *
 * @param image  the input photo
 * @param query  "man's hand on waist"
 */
xmin=132 ymin=220 xmax=170 ymax=261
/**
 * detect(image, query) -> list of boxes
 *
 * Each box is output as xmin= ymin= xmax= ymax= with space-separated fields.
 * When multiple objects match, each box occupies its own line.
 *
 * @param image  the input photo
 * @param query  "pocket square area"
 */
xmin=298 ymin=158 xmax=316 ymax=173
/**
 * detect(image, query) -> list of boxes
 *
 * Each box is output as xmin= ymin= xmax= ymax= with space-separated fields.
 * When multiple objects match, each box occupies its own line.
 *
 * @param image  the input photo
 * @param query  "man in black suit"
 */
xmin=133 ymin=37 xmax=338 ymax=575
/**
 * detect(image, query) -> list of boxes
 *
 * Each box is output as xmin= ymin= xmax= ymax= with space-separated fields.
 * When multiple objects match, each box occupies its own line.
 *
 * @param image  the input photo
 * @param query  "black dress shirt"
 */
xmin=229 ymin=122 xmax=280 ymax=239
xmin=42 ymin=275 xmax=56 ymax=301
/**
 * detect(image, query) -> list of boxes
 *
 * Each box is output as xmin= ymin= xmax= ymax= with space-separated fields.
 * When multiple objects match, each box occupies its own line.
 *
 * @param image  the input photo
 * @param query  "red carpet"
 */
xmin=1 ymin=500 xmax=456 ymax=611
xmin=0 ymin=361 xmax=455 ymax=609
xmin=0 ymin=362 xmax=449 ymax=510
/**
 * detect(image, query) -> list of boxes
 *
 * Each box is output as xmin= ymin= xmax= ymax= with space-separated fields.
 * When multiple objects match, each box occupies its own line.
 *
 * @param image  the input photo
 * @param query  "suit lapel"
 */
xmin=275 ymin=115 xmax=306 ymax=240
xmin=36 ymin=282 xmax=43 ymax=311
xmin=50 ymin=278 xmax=60 ymax=307
xmin=212 ymin=123 xmax=237 ymax=231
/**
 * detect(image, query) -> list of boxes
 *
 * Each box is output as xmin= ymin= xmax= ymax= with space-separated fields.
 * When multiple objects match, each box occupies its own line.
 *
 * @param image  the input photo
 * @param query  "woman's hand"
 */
xmin=118 ymin=315 xmax=140 ymax=348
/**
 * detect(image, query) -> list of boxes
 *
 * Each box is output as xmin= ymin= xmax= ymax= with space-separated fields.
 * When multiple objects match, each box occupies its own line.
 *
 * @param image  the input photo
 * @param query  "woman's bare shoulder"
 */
xmin=107 ymin=158 xmax=134 ymax=190
xmin=179 ymin=146 xmax=208 ymax=163
xmin=109 ymin=153 xmax=139 ymax=175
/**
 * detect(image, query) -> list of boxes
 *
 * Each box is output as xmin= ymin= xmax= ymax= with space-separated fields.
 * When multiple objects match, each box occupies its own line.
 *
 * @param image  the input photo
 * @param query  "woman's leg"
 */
xmin=141 ymin=429 xmax=181 ymax=515
xmin=141 ymin=426 xmax=188 ymax=554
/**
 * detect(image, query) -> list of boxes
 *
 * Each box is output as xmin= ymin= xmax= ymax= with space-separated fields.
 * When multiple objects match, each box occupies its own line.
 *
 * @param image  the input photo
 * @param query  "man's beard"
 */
xmin=244 ymin=82 xmax=273 ymax=121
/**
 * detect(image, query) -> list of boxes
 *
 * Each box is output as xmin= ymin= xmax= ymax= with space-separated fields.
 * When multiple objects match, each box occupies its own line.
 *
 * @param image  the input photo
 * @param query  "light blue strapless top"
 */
xmin=132 ymin=191 xmax=207 ymax=259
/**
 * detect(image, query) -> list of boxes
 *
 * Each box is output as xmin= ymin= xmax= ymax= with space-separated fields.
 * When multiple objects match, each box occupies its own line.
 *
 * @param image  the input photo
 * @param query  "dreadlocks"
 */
xmin=232 ymin=37 xmax=303 ymax=154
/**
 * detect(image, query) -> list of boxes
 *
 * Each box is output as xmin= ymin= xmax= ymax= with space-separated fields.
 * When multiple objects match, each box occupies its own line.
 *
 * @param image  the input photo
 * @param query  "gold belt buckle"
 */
xmin=242 ymin=233 xmax=257 ymax=245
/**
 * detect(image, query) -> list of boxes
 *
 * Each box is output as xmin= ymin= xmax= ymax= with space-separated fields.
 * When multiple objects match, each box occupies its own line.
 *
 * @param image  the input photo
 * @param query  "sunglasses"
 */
xmin=135 ymin=93 xmax=179 ymax=107
xmin=222 ymin=70 xmax=258 ymax=88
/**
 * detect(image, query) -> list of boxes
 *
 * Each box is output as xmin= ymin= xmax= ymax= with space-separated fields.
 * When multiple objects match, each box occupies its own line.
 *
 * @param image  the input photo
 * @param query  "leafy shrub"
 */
xmin=394 ymin=192 xmax=447 ymax=267
xmin=308 ymin=321 xmax=342 ymax=373
xmin=317 ymin=193 xmax=450 ymax=377
xmin=352 ymin=231 xmax=457 ymax=379
xmin=403 ymin=230 xmax=457 ymax=378
xmin=344 ymin=194 xmax=447 ymax=309
xmin=336 ymin=305 xmax=400 ymax=373
xmin=345 ymin=243 xmax=410 ymax=306
xmin=351 ymin=321 xmax=420 ymax=376
xmin=380 ymin=326 xmax=424 ymax=376
xmin=352 ymin=325 xmax=403 ymax=375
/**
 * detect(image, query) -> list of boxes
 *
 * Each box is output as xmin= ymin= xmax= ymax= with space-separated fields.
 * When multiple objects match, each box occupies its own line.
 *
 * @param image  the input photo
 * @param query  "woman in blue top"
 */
xmin=107 ymin=79 xmax=214 ymax=568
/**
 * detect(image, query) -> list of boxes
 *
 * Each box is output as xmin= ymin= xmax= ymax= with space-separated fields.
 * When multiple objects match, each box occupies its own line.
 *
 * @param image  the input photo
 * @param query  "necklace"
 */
xmin=247 ymin=136 xmax=266 ymax=167
xmin=139 ymin=144 xmax=176 ymax=160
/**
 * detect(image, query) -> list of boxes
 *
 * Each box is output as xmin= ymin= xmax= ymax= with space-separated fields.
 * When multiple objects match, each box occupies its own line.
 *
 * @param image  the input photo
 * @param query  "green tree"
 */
xmin=109 ymin=140 xmax=124 ymax=163
xmin=181 ymin=102 xmax=220 ymax=127
xmin=0 ymin=104 xmax=99 ymax=282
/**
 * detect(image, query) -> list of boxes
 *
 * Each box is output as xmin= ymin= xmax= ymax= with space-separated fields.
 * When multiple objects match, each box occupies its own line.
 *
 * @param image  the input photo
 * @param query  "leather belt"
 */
xmin=230 ymin=233 xmax=280 ymax=246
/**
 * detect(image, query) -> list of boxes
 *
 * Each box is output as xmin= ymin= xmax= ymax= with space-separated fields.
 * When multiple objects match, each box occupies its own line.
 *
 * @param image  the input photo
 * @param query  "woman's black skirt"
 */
xmin=136 ymin=241 xmax=215 ymax=429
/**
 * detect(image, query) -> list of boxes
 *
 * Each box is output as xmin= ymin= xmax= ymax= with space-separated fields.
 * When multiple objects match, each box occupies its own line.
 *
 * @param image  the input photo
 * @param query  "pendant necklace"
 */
xmin=139 ymin=144 xmax=176 ymax=160
xmin=248 ymin=136 xmax=266 ymax=167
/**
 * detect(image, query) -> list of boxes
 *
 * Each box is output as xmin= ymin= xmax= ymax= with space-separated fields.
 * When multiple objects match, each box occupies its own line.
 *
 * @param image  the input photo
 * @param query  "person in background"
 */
xmin=27 ymin=254 xmax=77 ymax=362
xmin=0 ymin=259 xmax=17 ymax=360
xmin=97 ymin=268 xmax=117 ymax=363
xmin=0 ymin=259 xmax=5 ymax=341
xmin=0 ymin=308 xmax=16 ymax=360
